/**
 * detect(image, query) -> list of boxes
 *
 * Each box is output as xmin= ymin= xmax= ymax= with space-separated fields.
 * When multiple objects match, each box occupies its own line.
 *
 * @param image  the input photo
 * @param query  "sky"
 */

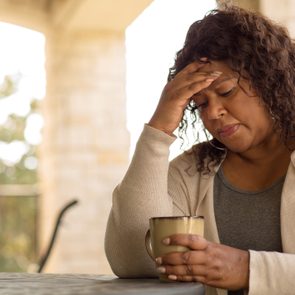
xmin=0 ymin=22 xmax=45 ymax=166
xmin=126 ymin=0 xmax=216 ymax=158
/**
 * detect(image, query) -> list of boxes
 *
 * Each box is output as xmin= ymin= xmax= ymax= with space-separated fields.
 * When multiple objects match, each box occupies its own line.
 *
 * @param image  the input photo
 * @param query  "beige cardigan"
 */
xmin=105 ymin=125 xmax=295 ymax=295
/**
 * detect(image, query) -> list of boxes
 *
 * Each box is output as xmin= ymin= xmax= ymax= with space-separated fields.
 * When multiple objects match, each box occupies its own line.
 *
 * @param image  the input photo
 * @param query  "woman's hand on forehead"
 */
xmin=148 ymin=61 xmax=222 ymax=136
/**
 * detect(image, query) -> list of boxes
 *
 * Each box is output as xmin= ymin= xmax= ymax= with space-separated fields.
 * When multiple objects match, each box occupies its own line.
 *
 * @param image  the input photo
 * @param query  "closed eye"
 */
xmin=196 ymin=101 xmax=208 ymax=112
xmin=219 ymin=88 xmax=235 ymax=97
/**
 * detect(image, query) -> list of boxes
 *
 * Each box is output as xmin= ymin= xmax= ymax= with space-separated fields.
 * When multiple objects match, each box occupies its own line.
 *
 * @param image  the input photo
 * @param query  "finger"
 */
xmin=167 ymin=274 xmax=195 ymax=282
xmin=160 ymin=264 xmax=221 ymax=281
xmin=160 ymin=264 xmax=205 ymax=277
xmin=168 ymin=274 xmax=219 ymax=287
xmin=160 ymin=250 xmax=207 ymax=265
xmin=168 ymin=70 xmax=219 ymax=92
xmin=163 ymin=234 xmax=208 ymax=250
xmin=168 ymin=274 xmax=205 ymax=283
xmin=169 ymin=77 xmax=217 ymax=103
xmin=182 ymin=70 xmax=222 ymax=85
xmin=200 ymin=57 xmax=208 ymax=62
xmin=180 ymin=61 xmax=208 ymax=75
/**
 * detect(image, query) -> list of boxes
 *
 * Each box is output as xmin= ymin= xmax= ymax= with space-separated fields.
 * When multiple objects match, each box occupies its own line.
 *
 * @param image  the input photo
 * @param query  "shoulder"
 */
xmin=169 ymin=144 xmax=205 ymax=177
xmin=169 ymin=142 xmax=225 ymax=177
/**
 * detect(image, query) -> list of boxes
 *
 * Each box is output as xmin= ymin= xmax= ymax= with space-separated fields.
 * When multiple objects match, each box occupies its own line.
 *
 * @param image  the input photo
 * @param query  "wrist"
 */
xmin=147 ymin=121 xmax=176 ymax=137
xmin=240 ymin=250 xmax=250 ymax=289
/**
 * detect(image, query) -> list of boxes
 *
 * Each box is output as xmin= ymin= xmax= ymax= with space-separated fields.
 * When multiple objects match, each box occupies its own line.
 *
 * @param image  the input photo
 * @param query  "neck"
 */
xmin=223 ymin=134 xmax=292 ymax=191
xmin=229 ymin=134 xmax=290 ymax=165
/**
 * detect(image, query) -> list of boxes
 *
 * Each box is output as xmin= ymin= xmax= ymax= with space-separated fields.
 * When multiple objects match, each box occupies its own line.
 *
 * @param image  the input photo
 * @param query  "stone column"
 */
xmin=217 ymin=0 xmax=295 ymax=37
xmin=216 ymin=0 xmax=260 ymax=11
xmin=260 ymin=0 xmax=295 ymax=36
xmin=39 ymin=28 xmax=129 ymax=273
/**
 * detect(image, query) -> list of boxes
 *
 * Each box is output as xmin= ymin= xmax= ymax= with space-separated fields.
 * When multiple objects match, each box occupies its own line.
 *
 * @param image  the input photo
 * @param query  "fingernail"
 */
xmin=205 ymin=78 xmax=215 ymax=82
xmin=200 ymin=57 xmax=208 ymax=61
xmin=157 ymin=267 xmax=166 ymax=274
xmin=162 ymin=238 xmax=170 ymax=245
xmin=155 ymin=257 xmax=162 ymax=265
xmin=168 ymin=275 xmax=177 ymax=280
xmin=210 ymin=71 xmax=222 ymax=77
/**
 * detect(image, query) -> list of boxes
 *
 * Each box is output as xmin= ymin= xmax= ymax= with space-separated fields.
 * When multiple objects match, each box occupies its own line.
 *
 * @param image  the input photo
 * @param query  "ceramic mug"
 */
xmin=145 ymin=216 xmax=204 ymax=281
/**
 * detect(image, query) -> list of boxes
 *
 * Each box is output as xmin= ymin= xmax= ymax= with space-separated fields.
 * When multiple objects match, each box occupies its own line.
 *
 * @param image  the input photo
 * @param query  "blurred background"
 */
xmin=0 ymin=0 xmax=294 ymax=274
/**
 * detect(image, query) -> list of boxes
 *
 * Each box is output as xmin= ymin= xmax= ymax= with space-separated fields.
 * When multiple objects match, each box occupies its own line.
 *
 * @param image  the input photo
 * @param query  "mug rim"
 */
xmin=149 ymin=215 xmax=204 ymax=220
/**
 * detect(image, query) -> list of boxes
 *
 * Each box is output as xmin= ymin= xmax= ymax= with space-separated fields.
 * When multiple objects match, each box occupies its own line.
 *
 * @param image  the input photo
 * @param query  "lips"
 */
xmin=218 ymin=124 xmax=240 ymax=138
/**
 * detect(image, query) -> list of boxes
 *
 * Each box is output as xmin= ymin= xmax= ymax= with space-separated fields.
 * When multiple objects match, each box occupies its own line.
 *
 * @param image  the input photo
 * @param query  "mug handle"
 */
xmin=145 ymin=229 xmax=154 ymax=260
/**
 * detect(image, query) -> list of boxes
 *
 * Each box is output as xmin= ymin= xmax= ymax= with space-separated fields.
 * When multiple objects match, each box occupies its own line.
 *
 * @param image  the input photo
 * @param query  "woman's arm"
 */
xmin=105 ymin=61 xmax=221 ymax=277
xmin=248 ymin=250 xmax=295 ymax=295
xmin=104 ymin=125 xmax=179 ymax=277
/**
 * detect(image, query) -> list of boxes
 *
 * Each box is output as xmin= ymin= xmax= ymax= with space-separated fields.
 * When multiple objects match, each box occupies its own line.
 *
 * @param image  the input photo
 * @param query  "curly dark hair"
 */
xmin=168 ymin=5 xmax=295 ymax=173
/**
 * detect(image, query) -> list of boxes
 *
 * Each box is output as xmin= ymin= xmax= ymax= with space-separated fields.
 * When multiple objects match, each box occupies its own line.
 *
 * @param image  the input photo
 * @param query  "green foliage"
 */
xmin=0 ymin=196 xmax=37 ymax=272
xmin=0 ymin=114 xmax=26 ymax=142
xmin=0 ymin=74 xmax=38 ymax=271
xmin=0 ymin=150 xmax=38 ymax=184
xmin=0 ymin=75 xmax=19 ymax=99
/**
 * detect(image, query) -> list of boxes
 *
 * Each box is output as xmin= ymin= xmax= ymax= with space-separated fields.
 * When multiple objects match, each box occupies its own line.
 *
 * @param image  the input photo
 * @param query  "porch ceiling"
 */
xmin=50 ymin=0 xmax=153 ymax=31
xmin=0 ymin=0 xmax=153 ymax=32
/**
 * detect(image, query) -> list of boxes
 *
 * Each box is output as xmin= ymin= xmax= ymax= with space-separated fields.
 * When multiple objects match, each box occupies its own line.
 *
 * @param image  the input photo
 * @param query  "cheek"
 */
xmin=244 ymin=103 xmax=272 ymax=128
xmin=254 ymin=115 xmax=274 ymax=135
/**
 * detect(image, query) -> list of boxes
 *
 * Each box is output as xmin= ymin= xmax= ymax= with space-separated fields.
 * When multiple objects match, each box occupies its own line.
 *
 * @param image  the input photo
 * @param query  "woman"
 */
xmin=105 ymin=5 xmax=295 ymax=295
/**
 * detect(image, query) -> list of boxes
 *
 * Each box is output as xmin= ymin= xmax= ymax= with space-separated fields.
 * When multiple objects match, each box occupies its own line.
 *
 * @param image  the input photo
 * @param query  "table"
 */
xmin=0 ymin=273 xmax=205 ymax=295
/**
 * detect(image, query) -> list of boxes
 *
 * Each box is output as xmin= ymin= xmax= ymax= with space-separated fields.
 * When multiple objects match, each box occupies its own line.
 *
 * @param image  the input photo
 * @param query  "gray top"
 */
xmin=0 ymin=273 xmax=204 ymax=295
xmin=214 ymin=168 xmax=284 ymax=252
xmin=214 ymin=169 xmax=284 ymax=295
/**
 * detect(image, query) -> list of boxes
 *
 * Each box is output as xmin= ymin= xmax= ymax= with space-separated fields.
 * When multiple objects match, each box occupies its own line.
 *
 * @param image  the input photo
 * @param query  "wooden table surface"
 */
xmin=0 ymin=273 xmax=205 ymax=295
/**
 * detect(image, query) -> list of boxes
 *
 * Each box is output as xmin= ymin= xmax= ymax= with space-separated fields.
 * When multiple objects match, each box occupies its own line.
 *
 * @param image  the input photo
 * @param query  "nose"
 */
xmin=205 ymin=97 xmax=226 ymax=120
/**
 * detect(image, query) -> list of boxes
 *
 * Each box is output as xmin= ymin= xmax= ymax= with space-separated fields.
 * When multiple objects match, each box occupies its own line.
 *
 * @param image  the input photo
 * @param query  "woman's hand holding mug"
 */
xmin=156 ymin=234 xmax=250 ymax=291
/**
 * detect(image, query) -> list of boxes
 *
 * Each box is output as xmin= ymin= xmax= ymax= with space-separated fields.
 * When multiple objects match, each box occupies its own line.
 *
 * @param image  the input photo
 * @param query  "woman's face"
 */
xmin=193 ymin=61 xmax=275 ymax=153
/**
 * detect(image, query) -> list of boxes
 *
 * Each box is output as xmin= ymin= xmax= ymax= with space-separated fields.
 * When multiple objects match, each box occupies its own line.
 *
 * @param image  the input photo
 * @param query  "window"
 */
xmin=0 ymin=22 xmax=45 ymax=272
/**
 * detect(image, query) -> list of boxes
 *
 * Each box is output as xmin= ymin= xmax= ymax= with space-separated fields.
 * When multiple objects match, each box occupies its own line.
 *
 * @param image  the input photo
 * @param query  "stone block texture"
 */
xmin=39 ymin=29 xmax=129 ymax=273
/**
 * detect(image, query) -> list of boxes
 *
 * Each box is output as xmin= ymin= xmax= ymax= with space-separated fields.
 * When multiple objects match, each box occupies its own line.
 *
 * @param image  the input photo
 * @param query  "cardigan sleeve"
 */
xmin=105 ymin=125 xmax=184 ymax=277
xmin=248 ymin=250 xmax=295 ymax=294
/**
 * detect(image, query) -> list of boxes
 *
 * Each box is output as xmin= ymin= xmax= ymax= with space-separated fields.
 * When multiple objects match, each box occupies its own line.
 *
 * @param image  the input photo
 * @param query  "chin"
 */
xmin=228 ymin=147 xmax=248 ymax=154
xmin=223 ymin=143 xmax=251 ymax=154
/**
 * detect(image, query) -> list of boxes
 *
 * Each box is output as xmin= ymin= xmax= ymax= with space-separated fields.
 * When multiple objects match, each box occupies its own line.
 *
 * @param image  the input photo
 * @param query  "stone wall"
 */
xmin=39 ymin=29 xmax=129 ymax=273
xmin=217 ymin=0 xmax=260 ymax=11
xmin=217 ymin=0 xmax=295 ymax=37
xmin=260 ymin=0 xmax=295 ymax=37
